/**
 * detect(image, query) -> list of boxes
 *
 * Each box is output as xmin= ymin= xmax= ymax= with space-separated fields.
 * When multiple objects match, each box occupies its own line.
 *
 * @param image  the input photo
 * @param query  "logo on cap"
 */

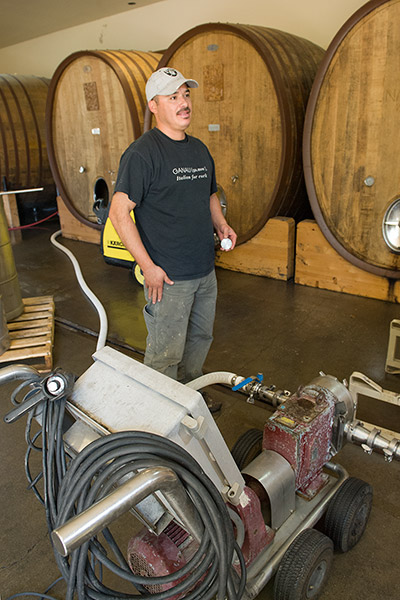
xmin=163 ymin=68 xmax=178 ymax=77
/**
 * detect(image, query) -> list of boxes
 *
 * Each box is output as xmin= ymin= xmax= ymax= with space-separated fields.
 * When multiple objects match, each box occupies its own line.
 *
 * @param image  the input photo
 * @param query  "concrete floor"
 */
xmin=1 ymin=218 xmax=400 ymax=599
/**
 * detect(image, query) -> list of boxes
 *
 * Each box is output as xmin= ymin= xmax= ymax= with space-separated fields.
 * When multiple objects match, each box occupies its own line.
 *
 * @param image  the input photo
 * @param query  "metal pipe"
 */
xmin=0 ymin=364 xmax=40 ymax=385
xmin=186 ymin=371 xmax=290 ymax=409
xmin=250 ymin=384 xmax=291 ymax=407
xmin=345 ymin=420 xmax=400 ymax=461
xmin=51 ymin=466 xmax=204 ymax=556
xmin=244 ymin=463 xmax=348 ymax=600
xmin=0 ymin=187 xmax=44 ymax=196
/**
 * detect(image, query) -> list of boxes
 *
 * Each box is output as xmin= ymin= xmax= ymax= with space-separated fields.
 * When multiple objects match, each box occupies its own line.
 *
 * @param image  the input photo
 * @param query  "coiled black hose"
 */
xmin=17 ymin=377 xmax=246 ymax=600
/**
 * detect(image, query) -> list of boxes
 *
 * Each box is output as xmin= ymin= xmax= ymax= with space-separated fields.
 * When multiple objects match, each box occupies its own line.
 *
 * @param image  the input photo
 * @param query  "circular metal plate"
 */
xmin=383 ymin=199 xmax=400 ymax=253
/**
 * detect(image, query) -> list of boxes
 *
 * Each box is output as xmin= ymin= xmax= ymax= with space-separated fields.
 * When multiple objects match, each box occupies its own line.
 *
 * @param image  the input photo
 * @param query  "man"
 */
xmin=109 ymin=67 xmax=236 ymax=404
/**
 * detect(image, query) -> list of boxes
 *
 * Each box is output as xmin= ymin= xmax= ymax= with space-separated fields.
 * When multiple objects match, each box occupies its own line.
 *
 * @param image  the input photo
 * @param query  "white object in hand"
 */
xmin=221 ymin=238 xmax=232 ymax=250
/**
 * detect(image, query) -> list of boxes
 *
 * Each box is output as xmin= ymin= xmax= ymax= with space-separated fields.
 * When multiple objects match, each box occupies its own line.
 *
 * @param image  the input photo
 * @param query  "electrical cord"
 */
xmin=8 ymin=376 xmax=246 ymax=600
xmin=53 ymin=431 xmax=246 ymax=600
xmin=5 ymin=593 xmax=60 ymax=600
xmin=4 ymin=577 xmax=64 ymax=600
xmin=55 ymin=316 xmax=145 ymax=357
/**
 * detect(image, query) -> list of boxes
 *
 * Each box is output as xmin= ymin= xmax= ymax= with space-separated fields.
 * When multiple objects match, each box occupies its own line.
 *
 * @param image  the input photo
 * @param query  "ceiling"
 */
xmin=0 ymin=0 xmax=162 ymax=49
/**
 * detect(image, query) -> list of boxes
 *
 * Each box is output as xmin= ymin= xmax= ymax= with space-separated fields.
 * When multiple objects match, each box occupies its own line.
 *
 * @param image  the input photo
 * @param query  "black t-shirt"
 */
xmin=114 ymin=128 xmax=218 ymax=280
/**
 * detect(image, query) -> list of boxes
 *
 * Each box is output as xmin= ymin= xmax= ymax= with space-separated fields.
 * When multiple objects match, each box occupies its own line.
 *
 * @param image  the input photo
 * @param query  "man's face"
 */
xmin=149 ymin=84 xmax=192 ymax=138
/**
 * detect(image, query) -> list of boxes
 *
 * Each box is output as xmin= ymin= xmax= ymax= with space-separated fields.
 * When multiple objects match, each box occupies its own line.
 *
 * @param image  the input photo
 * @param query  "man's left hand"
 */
xmin=217 ymin=225 xmax=237 ymax=251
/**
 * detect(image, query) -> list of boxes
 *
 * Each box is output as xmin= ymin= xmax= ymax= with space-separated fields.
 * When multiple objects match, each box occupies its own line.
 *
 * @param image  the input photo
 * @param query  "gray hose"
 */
xmin=227 ymin=506 xmax=245 ymax=550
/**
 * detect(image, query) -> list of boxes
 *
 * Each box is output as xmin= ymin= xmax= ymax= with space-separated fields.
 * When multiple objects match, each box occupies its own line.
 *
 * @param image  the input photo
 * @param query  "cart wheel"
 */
xmin=274 ymin=529 xmax=333 ymax=600
xmin=323 ymin=477 xmax=372 ymax=553
xmin=230 ymin=428 xmax=263 ymax=470
xmin=132 ymin=262 xmax=144 ymax=286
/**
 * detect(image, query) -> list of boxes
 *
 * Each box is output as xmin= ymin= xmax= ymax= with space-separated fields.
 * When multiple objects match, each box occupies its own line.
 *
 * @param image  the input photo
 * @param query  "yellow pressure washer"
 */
xmin=101 ymin=211 xmax=144 ymax=286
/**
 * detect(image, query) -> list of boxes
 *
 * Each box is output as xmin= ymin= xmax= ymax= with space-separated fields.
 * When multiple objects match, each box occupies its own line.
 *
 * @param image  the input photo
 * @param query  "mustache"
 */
xmin=177 ymin=107 xmax=191 ymax=115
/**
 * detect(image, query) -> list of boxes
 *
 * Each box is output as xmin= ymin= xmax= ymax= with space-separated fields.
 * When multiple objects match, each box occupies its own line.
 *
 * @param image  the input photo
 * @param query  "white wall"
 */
xmin=0 ymin=0 xmax=368 ymax=78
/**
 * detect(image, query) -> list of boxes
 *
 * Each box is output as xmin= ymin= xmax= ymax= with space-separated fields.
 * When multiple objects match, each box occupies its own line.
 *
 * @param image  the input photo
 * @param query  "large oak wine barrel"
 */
xmin=0 ymin=74 xmax=55 ymax=202
xmin=46 ymin=50 xmax=162 ymax=228
xmin=145 ymin=23 xmax=324 ymax=244
xmin=304 ymin=0 xmax=400 ymax=278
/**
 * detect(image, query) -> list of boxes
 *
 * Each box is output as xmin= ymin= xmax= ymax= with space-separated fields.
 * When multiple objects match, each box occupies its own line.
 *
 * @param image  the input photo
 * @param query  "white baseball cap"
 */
xmin=145 ymin=67 xmax=199 ymax=102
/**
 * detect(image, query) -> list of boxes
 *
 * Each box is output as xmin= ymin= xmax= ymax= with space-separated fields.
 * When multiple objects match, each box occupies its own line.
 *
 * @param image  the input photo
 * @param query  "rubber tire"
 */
xmin=323 ymin=476 xmax=373 ymax=553
xmin=274 ymin=529 xmax=334 ymax=600
xmin=132 ymin=262 xmax=144 ymax=286
xmin=230 ymin=428 xmax=263 ymax=470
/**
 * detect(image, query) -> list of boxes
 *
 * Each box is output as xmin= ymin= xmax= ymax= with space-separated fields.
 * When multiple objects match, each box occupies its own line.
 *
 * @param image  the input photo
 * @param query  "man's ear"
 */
xmin=148 ymin=99 xmax=157 ymax=115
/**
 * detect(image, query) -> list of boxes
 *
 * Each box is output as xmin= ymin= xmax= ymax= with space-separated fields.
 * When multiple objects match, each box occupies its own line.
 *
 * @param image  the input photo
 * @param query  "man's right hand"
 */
xmin=109 ymin=192 xmax=174 ymax=303
xmin=143 ymin=264 xmax=174 ymax=304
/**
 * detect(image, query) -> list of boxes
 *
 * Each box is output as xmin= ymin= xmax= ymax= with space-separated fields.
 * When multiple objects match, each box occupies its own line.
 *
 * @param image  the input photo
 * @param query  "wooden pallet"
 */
xmin=0 ymin=296 xmax=55 ymax=372
xmin=2 ymin=192 xmax=22 ymax=243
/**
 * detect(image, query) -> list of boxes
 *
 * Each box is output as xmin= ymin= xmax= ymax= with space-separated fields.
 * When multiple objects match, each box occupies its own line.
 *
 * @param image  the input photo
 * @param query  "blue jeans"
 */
xmin=143 ymin=270 xmax=217 ymax=382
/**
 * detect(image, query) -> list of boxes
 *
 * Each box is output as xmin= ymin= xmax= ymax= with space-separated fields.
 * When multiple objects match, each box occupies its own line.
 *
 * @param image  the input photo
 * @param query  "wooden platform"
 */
xmin=215 ymin=217 xmax=295 ymax=281
xmin=57 ymin=196 xmax=101 ymax=244
xmin=2 ymin=192 xmax=22 ymax=244
xmin=0 ymin=296 xmax=55 ymax=372
xmin=295 ymin=220 xmax=400 ymax=303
